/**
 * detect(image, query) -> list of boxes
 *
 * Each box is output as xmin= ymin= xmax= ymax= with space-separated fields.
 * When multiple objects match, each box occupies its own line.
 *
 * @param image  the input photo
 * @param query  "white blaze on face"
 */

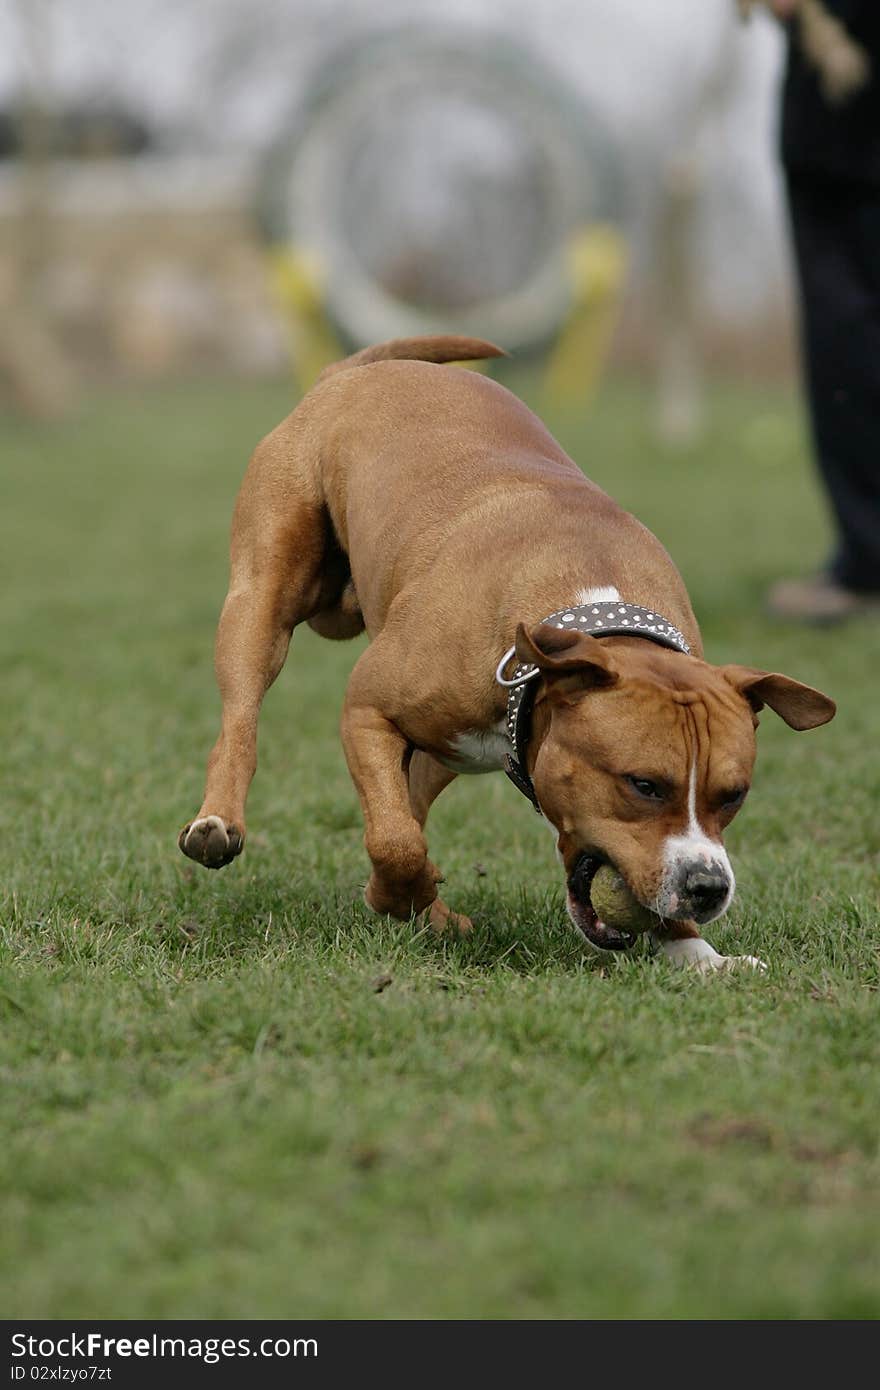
xmin=656 ymin=760 xmax=734 ymax=920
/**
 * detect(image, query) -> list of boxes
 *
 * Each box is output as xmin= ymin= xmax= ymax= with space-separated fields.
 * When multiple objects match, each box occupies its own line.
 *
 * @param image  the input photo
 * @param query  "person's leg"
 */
xmin=781 ymin=173 xmax=880 ymax=603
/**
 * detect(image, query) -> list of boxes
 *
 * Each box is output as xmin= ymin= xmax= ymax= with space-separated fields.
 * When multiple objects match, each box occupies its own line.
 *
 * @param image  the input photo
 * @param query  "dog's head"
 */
xmin=516 ymin=622 xmax=836 ymax=950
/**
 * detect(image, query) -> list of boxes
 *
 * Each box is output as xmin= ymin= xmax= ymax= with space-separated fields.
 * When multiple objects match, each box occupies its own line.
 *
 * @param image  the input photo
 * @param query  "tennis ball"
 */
xmin=589 ymin=864 xmax=658 ymax=934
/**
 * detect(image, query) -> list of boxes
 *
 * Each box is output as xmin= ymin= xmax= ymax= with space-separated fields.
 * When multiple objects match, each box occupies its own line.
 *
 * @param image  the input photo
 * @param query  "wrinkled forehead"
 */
xmin=562 ymin=671 xmax=756 ymax=774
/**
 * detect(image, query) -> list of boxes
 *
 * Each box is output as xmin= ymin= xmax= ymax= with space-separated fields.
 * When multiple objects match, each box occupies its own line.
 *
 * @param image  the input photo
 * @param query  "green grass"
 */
xmin=1 ymin=371 xmax=878 ymax=1319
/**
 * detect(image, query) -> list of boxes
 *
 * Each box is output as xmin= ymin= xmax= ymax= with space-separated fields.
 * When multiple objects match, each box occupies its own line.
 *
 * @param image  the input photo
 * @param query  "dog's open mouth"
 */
xmin=566 ymin=853 xmax=636 ymax=952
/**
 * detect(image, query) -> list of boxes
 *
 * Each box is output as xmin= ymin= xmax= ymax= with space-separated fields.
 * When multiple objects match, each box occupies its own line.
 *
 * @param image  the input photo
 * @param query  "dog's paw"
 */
xmin=722 ymin=956 xmax=767 ymax=978
xmin=178 ymin=815 xmax=243 ymax=869
xmin=657 ymin=937 xmax=768 ymax=973
xmin=724 ymin=953 xmax=768 ymax=973
xmin=690 ymin=952 xmax=769 ymax=975
xmin=422 ymin=898 xmax=473 ymax=936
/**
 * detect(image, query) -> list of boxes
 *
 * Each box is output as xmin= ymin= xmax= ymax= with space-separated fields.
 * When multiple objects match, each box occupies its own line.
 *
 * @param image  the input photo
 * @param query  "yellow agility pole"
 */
xmin=267 ymin=245 xmax=343 ymax=396
xmin=542 ymin=224 xmax=627 ymax=411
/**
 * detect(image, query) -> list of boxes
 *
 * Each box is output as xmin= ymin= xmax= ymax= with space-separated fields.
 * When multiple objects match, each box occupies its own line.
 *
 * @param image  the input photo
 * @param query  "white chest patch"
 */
xmin=441 ymin=720 xmax=511 ymax=774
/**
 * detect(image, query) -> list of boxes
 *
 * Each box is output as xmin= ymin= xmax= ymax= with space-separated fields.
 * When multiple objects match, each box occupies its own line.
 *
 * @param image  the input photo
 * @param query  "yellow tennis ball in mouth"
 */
xmin=589 ymin=864 xmax=658 ymax=935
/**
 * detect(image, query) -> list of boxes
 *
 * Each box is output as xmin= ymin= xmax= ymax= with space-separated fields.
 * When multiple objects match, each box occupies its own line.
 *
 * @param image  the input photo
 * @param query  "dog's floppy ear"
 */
xmin=515 ymin=622 xmax=618 ymax=688
xmin=722 ymin=665 xmax=836 ymax=730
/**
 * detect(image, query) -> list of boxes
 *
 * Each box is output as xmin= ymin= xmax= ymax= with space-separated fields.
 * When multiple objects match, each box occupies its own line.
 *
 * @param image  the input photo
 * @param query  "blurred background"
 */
xmin=6 ymin=2 xmax=879 ymax=1324
xmin=0 ymin=0 xmax=791 ymax=436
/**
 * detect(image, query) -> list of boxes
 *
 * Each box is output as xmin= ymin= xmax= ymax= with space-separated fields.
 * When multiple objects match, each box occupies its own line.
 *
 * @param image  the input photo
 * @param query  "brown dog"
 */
xmin=179 ymin=337 xmax=835 ymax=970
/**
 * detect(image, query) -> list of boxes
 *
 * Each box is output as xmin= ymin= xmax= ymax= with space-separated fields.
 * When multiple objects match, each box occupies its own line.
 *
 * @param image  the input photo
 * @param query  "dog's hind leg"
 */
xmin=179 ymin=447 xmax=327 ymax=869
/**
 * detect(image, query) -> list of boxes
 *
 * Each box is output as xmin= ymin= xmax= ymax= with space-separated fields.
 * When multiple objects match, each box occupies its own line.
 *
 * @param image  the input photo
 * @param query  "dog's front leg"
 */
xmin=341 ymin=685 xmax=469 ymax=933
xmin=652 ymin=920 xmax=767 ymax=973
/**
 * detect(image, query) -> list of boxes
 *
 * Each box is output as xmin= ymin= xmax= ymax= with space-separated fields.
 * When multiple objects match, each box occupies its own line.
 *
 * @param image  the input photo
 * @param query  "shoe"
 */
xmin=766 ymin=573 xmax=880 ymax=624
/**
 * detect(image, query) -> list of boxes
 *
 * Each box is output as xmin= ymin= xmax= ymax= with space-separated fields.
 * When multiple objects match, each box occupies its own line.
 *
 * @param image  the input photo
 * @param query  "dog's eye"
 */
xmin=626 ymin=775 xmax=665 ymax=801
xmin=720 ymin=787 xmax=748 ymax=810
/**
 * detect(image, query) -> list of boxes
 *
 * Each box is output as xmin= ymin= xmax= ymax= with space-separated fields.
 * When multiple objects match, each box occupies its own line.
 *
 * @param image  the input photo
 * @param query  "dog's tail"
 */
xmin=317 ymin=335 xmax=506 ymax=383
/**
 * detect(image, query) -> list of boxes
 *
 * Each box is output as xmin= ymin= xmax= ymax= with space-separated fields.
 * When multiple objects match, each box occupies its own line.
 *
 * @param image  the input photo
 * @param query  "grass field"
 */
xmin=1 ymin=371 xmax=878 ymax=1320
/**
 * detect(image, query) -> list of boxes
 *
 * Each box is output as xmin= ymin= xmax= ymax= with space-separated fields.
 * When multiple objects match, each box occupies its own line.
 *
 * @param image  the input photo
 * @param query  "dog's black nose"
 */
xmin=683 ymin=868 xmax=730 ymax=917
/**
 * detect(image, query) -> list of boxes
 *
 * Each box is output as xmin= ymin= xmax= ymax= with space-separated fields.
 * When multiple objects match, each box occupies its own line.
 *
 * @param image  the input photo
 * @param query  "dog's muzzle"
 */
xmin=673 ymin=862 xmax=733 ymax=924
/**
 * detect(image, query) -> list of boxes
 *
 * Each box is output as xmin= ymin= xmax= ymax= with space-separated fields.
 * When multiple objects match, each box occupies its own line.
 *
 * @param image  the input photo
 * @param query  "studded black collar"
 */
xmin=495 ymin=599 xmax=691 ymax=812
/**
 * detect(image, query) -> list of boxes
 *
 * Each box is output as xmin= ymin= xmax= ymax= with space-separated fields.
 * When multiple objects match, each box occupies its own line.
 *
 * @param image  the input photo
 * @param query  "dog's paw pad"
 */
xmin=178 ymin=815 xmax=243 ymax=869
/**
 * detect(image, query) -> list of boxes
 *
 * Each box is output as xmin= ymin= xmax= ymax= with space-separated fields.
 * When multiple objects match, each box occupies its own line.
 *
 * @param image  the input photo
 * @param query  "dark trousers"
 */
xmin=785 ymin=171 xmax=880 ymax=591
